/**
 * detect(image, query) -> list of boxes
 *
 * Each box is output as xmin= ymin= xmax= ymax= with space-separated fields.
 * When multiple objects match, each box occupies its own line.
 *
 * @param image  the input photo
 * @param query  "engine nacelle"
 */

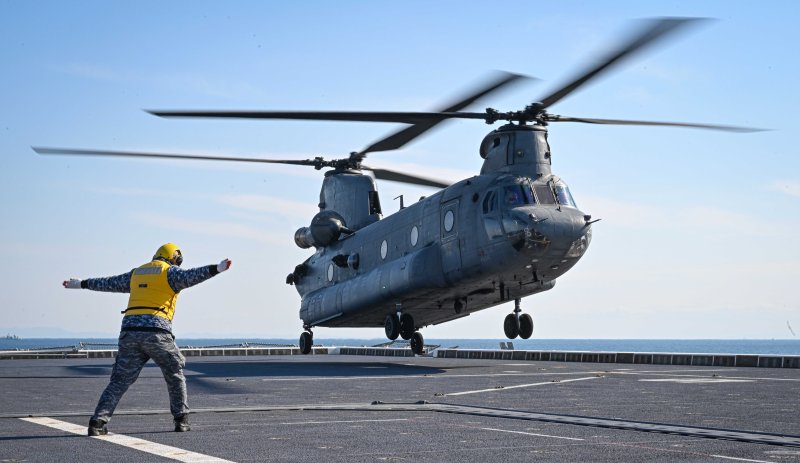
xmin=294 ymin=211 xmax=351 ymax=249
xmin=294 ymin=227 xmax=316 ymax=249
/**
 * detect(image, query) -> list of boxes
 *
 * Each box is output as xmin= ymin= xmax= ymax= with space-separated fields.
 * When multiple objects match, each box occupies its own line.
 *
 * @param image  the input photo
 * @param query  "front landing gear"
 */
xmin=299 ymin=327 xmax=313 ymax=354
xmin=503 ymin=299 xmax=534 ymax=340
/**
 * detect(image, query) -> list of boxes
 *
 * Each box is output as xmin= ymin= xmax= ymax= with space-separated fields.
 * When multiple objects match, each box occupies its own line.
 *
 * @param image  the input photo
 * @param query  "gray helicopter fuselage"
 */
xmin=290 ymin=124 xmax=593 ymax=330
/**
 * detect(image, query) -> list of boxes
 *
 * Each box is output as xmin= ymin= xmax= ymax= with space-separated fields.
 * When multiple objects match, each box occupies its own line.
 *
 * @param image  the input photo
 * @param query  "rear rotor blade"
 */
xmin=32 ymin=147 xmax=324 ymax=167
xmin=148 ymin=110 xmax=455 ymax=124
xmin=364 ymin=166 xmax=450 ymax=188
xmin=544 ymin=115 xmax=765 ymax=132
xmin=537 ymin=17 xmax=707 ymax=109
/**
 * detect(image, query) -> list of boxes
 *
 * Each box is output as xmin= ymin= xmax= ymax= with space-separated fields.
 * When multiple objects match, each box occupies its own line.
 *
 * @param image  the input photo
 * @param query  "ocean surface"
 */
xmin=1 ymin=338 xmax=799 ymax=355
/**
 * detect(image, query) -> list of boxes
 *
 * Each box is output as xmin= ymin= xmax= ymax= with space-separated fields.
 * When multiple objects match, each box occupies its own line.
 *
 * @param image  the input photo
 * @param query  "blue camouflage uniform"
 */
xmin=85 ymin=261 xmax=221 ymax=424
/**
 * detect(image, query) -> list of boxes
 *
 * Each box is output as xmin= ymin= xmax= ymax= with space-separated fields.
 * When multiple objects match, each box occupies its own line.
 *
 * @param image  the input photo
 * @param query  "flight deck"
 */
xmin=1 ymin=348 xmax=798 ymax=463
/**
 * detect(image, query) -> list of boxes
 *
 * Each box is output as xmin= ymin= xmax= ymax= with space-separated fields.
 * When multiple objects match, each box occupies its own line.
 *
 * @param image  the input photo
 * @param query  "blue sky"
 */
xmin=1 ymin=1 xmax=798 ymax=339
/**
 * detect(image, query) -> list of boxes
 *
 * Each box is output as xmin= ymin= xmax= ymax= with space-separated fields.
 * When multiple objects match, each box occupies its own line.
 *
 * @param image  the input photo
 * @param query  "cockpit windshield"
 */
xmin=553 ymin=180 xmax=577 ymax=208
xmin=503 ymin=184 xmax=535 ymax=207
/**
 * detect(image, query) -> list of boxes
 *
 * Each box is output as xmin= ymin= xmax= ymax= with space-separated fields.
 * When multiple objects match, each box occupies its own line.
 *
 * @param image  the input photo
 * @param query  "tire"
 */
xmin=385 ymin=314 xmax=400 ymax=340
xmin=504 ymin=313 xmax=519 ymax=339
xmin=400 ymin=313 xmax=415 ymax=340
xmin=410 ymin=332 xmax=424 ymax=355
xmin=299 ymin=331 xmax=313 ymax=355
xmin=518 ymin=313 xmax=534 ymax=339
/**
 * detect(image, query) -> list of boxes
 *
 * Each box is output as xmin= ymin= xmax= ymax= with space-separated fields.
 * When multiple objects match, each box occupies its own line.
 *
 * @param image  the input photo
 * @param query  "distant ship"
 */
xmin=2 ymin=334 xmax=20 ymax=340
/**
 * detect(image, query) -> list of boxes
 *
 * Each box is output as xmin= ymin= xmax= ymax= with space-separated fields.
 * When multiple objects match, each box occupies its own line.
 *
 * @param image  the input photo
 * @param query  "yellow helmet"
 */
xmin=154 ymin=243 xmax=183 ymax=266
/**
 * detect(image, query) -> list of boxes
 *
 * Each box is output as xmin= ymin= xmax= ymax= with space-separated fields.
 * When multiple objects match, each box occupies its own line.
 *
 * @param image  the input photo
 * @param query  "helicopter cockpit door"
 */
xmin=440 ymin=199 xmax=461 ymax=278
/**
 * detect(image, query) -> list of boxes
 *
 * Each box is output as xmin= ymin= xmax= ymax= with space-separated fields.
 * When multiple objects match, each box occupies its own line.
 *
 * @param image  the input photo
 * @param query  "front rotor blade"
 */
xmin=365 ymin=166 xmax=450 ymax=188
xmin=537 ymin=17 xmax=707 ymax=109
xmin=32 ymin=147 xmax=322 ymax=166
xmin=359 ymin=72 xmax=531 ymax=156
xmin=545 ymin=115 xmax=765 ymax=132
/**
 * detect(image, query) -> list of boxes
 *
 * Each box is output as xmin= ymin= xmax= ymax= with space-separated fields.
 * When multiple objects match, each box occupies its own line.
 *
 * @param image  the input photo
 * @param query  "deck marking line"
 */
xmin=639 ymin=378 xmax=753 ymax=384
xmin=20 ymin=416 xmax=235 ymax=463
xmin=480 ymin=426 xmax=584 ymax=441
xmin=258 ymin=371 xmax=605 ymax=382
xmin=280 ymin=418 xmax=408 ymax=425
xmin=710 ymin=455 xmax=775 ymax=463
xmin=444 ymin=375 xmax=599 ymax=396
xmin=613 ymin=371 xmax=800 ymax=382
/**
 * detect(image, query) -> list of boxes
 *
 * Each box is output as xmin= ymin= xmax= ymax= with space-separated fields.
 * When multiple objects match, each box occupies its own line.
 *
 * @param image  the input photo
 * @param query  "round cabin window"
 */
xmin=327 ymin=263 xmax=334 ymax=282
xmin=380 ymin=240 xmax=388 ymax=260
xmin=444 ymin=210 xmax=455 ymax=232
xmin=410 ymin=226 xmax=419 ymax=247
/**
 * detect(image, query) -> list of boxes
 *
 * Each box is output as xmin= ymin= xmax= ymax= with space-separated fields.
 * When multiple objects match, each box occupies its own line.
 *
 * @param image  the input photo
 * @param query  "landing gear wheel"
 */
xmin=504 ymin=313 xmax=519 ymax=339
xmin=384 ymin=314 xmax=400 ymax=340
xmin=299 ymin=331 xmax=313 ymax=355
xmin=518 ymin=313 xmax=534 ymax=339
xmin=399 ymin=313 xmax=415 ymax=340
xmin=410 ymin=332 xmax=424 ymax=355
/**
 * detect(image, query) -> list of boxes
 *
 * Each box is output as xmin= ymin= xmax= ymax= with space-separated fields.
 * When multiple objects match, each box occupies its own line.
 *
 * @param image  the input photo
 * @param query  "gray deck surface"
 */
xmin=1 ymin=354 xmax=799 ymax=462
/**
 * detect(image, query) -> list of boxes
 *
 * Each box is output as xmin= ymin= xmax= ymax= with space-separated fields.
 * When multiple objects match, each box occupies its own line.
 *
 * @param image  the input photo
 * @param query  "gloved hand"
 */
xmin=217 ymin=259 xmax=232 ymax=273
xmin=63 ymin=278 xmax=82 ymax=289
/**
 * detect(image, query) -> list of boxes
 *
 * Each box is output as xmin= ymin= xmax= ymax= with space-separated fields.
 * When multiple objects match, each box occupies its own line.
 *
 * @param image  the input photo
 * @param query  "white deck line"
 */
xmin=20 ymin=416 xmax=236 ymax=463
xmin=442 ymin=375 xmax=599 ymax=396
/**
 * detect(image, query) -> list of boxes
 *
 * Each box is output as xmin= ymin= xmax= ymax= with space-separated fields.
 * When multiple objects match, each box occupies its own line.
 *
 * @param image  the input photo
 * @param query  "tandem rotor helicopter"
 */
xmin=35 ymin=18 xmax=760 ymax=355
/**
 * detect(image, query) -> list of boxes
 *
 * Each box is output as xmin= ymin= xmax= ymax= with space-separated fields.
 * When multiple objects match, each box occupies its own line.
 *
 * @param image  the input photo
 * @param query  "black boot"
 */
xmin=87 ymin=419 xmax=107 ymax=436
xmin=174 ymin=414 xmax=191 ymax=432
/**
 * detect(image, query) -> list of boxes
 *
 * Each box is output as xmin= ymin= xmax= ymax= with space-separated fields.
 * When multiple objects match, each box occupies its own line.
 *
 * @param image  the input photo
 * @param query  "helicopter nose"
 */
xmin=522 ymin=207 xmax=591 ymax=257
xmin=560 ymin=211 xmax=592 ymax=258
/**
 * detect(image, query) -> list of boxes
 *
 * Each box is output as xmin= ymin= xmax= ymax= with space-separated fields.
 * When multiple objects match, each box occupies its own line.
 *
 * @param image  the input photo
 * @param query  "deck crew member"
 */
xmin=62 ymin=243 xmax=232 ymax=436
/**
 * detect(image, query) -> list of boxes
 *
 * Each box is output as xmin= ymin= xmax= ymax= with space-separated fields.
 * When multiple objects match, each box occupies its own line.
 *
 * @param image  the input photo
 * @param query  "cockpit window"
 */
xmin=533 ymin=184 xmax=556 ymax=205
xmin=503 ymin=184 xmax=535 ymax=207
xmin=553 ymin=181 xmax=577 ymax=208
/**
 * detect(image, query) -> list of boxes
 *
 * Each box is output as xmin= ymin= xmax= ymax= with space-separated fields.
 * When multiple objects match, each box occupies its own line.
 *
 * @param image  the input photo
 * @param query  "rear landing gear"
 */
xmin=399 ymin=313 xmax=415 ymax=340
xmin=503 ymin=299 xmax=534 ymax=340
xmin=385 ymin=314 xmax=400 ymax=340
xmin=410 ymin=332 xmax=424 ymax=355
xmin=387 ymin=306 xmax=425 ymax=355
xmin=299 ymin=327 xmax=313 ymax=354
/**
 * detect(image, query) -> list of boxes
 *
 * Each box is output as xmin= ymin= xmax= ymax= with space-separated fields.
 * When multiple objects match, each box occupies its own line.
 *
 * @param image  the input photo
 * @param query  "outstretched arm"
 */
xmin=62 ymin=270 xmax=134 ymax=293
xmin=167 ymin=258 xmax=231 ymax=292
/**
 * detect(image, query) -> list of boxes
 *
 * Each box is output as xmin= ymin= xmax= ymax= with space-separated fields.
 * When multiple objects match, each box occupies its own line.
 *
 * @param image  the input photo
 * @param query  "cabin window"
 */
xmin=554 ymin=181 xmax=578 ymax=208
xmin=534 ymin=184 xmax=556 ymax=205
xmin=410 ymin=226 xmax=419 ymax=247
xmin=484 ymin=217 xmax=503 ymax=239
xmin=444 ymin=210 xmax=455 ymax=232
xmin=327 ymin=263 xmax=334 ymax=282
xmin=502 ymin=215 xmax=524 ymax=234
xmin=482 ymin=190 xmax=497 ymax=214
xmin=380 ymin=240 xmax=388 ymax=260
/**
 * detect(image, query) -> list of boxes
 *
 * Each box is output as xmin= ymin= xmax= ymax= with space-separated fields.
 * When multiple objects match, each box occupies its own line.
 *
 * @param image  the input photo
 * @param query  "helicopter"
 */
xmin=34 ymin=18 xmax=760 ymax=355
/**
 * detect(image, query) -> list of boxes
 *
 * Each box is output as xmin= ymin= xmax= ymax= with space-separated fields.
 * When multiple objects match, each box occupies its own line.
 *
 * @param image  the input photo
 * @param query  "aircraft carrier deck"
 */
xmin=1 ymin=346 xmax=798 ymax=462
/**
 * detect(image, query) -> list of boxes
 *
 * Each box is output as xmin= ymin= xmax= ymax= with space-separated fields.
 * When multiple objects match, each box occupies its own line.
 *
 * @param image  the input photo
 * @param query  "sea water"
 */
xmin=2 ymin=337 xmax=799 ymax=355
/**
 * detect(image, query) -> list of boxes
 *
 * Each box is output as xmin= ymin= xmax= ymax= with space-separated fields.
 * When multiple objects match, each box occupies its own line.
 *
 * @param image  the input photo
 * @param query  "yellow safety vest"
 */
xmin=124 ymin=260 xmax=179 ymax=321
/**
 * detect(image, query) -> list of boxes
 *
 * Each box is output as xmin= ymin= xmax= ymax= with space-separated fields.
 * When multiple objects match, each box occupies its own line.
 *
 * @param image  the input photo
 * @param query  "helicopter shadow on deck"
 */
xmin=66 ymin=360 xmax=447 ymax=395
xmin=64 ymin=359 xmax=448 ymax=379
xmin=181 ymin=360 xmax=446 ymax=379
xmin=183 ymin=360 xmax=448 ymax=395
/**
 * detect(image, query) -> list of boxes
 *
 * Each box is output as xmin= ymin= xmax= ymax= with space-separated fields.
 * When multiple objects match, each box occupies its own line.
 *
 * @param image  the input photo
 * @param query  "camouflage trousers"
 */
xmin=91 ymin=330 xmax=187 ymax=423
